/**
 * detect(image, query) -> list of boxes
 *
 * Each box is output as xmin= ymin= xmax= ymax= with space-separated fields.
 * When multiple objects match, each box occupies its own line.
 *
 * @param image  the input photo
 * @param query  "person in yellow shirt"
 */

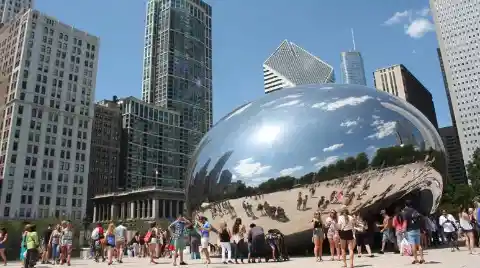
xmin=24 ymin=224 xmax=39 ymax=268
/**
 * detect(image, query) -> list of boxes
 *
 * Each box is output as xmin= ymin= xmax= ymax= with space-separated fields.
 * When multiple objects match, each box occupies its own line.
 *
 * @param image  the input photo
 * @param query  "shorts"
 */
xmin=173 ymin=238 xmax=185 ymax=251
xmin=406 ymin=229 xmax=421 ymax=245
xmin=382 ymin=229 xmax=395 ymax=243
xmin=355 ymin=232 xmax=371 ymax=247
xmin=313 ymin=228 xmax=324 ymax=239
xmin=338 ymin=230 xmax=354 ymax=241
xmin=200 ymin=237 xmax=209 ymax=249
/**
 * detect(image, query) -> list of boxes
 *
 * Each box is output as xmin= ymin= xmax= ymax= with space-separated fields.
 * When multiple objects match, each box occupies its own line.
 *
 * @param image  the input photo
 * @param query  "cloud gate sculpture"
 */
xmin=186 ymin=84 xmax=445 ymax=249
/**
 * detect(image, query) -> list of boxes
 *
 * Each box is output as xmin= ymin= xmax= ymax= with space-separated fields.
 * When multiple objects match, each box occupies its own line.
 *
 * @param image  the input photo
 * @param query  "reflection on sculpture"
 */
xmin=185 ymin=84 xmax=445 ymax=248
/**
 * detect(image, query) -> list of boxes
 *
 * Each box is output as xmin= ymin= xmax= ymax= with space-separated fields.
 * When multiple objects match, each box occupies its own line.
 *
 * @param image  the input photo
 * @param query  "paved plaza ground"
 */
xmin=13 ymin=248 xmax=478 ymax=268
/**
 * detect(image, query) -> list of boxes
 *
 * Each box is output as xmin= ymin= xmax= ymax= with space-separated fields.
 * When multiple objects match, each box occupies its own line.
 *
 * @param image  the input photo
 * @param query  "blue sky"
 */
xmin=36 ymin=0 xmax=450 ymax=127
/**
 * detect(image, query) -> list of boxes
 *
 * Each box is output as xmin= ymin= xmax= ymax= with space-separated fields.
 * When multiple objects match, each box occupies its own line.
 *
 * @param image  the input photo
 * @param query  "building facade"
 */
xmin=0 ymin=9 xmax=99 ymax=219
xmin=0 ymin=0 xmax=33 ymax=25
xmin=373 ymin=64 xmax=439 ymax=129
xmin=439 ymin=126 xmax=467 ymax=184
xmin=142 ymin=0 xmax=212 ymax=142
xmin=430 ymin=0 xmax=480 ymax=165
xmin=340 ymin=51 xmax=367 ymax=86
xmin=263 ymin=40 xmax=335 ymax=94
xmin=91 ymin=96 xmax=187 ymax=221
xmin=87 ymin=98 xmax=122 ymax=217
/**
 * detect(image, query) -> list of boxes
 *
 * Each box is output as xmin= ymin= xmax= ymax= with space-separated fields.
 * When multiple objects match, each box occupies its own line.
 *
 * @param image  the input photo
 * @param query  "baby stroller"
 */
xmin=264 ymin=229 xmax=289 ymax=262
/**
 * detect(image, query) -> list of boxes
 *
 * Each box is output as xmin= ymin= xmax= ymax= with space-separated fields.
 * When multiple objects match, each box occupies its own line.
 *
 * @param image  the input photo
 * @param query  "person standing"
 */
xmin=24 ymin=224 xmax=39 ymax=268
xmin=115 ymin=221 xmax=127 ymax=263
xmin=41 ymin=225 xmax=52 ymax=264
xmin=353 ymin=212 xmax=373 ymax=258
xmin=392 ymin=207 xmax=406 ymax=253
xmin=49 ymin=225 xmax=62 ymax=264
xmin=438 ymin=210 xmax=459 ymax=251
xmin=325 ymin=209 xmax=341 ymax=261
xmin=311 ymin=211 xmax=324 ymax=262
xmin=0 ymin=228 xmax=8 ymax=265
xmin=187 ymin=224 xmax=201 ymax=260
xmin=338 ymin=207 xmax=355 ymax=268
xmin=169 ymin=214 xmax=190 ymax=266
xmin=231 ymin=218 xmax=246 ymax=264
xmin=218 ymin=222 xmax=233 ymax=264
xmin=196 ymin=216 xmax=212 ymax=264
xmin=145 ymin=222 xmax=159 ymax=264
xmin=402 ymin=200 xmax=425 ymax=264
xmin=459 ymin=208 xmax=475 ymax=254
xmin=60 ymin=222 xmax=74 ymax=266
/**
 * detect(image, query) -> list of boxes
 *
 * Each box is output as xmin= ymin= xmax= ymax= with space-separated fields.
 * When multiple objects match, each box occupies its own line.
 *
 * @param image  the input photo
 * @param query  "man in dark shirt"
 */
xmin=41 ymin=225 xmax=53 ymax=264
xmin=402 ymin=200 xmax=425 ymax=264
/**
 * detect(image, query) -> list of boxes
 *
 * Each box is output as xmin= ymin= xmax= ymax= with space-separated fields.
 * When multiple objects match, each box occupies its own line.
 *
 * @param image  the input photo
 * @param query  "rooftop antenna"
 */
xmin=351 ymin=28 xmax=356 ymax=51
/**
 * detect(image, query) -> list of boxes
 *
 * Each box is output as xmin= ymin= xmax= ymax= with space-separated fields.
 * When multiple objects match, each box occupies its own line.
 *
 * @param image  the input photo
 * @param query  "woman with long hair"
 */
xmin=49 ymin=225 xmax=62 ymax=264
xmin=20 ymin=222 xmax=29 ymax=265
xmin=337 ymin=207 xmax=355 ymax=268
xmin=0 ymin=228 xmax=7 ymax=265
xmin=312 ymin=211 xmax=324 ymax=262
xmin=218 ymin=222 xmax=233 ymax=264
xmin=60 ymin=221 xmax=74 ymax=266
xmin=353 ymin=212 xmax=373 ymax=257
xmin=325 ymin=209 xmax=341 ymax=261
xmin=459 ymin=208 xmax=475 ymax=254
xmin=231 ymin=218 xmax=246 ymax=264
xmin=105 ymin=223 xmax=116 ymax=265
xmin=147 ymin=221 xmax=159 ymax=264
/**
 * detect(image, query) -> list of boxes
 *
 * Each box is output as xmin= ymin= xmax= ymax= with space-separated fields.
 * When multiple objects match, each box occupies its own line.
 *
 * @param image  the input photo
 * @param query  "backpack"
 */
xmin=106 ymin=234 xmax=115 ymax=246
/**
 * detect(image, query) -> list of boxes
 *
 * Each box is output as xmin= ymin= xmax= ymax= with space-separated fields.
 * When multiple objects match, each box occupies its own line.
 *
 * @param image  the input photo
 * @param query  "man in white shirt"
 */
xmin=438 ymin=210 xmax=459 ymax=251
xmin=114 ymin=221 xmax=128 ymax=263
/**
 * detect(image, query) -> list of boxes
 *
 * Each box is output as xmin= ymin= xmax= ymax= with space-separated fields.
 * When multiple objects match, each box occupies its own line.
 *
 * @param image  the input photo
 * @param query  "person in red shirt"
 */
xmin=392 ymin=207 xmax=407 ymax=254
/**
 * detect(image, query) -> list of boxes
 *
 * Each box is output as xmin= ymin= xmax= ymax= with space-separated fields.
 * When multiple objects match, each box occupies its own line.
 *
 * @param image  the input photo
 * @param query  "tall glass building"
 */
xmin=340 ymin=51 xmax=367 ymax=86
xmin=142 ymin=0 xmax=213 ymax=155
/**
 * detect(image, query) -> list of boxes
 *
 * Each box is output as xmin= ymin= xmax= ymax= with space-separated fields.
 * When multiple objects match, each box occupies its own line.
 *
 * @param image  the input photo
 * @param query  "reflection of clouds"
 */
xmin=225 ymin=102 xmax=252 ymax=120
xmin=312 ymin=96 xmax=372 ymax=111
xmin=309 ymin=156 xmax=317 ymax=162
xmin=282 ymin=94 xmax=302 ymax=99
xmin=231 ymin=173 xmax=237 ymax=180
xmin=323 ymin=143 xmax=344 ymax=152
xmin=279 ymin=165 xmax=304 ymax=176
xmin=274 ymin=99 xmax=301 ymax=108
xmin=367 ymin=116 xmax=397 ymax=139
xmin=340 ymin=117 xmax=360 ymax=127
xmin=346 ymin=129 xmax=354 ymax=134
xmin=315 ymin=156 xmax=339 ymax=168
xmin=234 ymin=158 xmax=271 ymax=178
xmin=261 ymin=100 xmax=276 ymax=108
xmin=244 ymin=177 xmax=270 ymax=187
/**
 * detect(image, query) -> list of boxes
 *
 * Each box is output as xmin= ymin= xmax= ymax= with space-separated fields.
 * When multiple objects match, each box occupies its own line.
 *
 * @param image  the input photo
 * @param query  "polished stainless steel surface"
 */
xmin=186 ymin=84 xmax=445 ymax=242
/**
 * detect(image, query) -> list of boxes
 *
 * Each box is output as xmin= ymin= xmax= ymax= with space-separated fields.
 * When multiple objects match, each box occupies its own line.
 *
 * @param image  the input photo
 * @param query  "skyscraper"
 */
xmin=340 ymin=29 xmax=367 ymax=86
xmin=263 ymin=40 xmax=335 ymax=94
xmin=0 ymin=9 xmax=99 ymax=219
xmin=0 ymin=0 xmax=33 ymax=24
xmin=142 ymin=0 xmax=213 ymax=147
xmin=439 ymin=126 xmax=467 ymax=184
xmin=373 ymin=64 xmax=439 ymax=129
xmin=430 ymin=0 xmax=480 ymax=165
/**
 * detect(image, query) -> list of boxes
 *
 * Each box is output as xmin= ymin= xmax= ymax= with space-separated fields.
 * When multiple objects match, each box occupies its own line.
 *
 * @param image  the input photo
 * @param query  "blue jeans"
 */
xmin=51 ymin=244 xmax=59 ymax=259
xmin=406 ymin=230 xmax=421 ymax=245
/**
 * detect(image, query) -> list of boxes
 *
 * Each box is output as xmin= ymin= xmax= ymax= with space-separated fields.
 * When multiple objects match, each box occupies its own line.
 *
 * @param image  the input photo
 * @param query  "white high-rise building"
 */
xmin=263 ymin=40 xmax=334 ymax=94
xmin=430 ymin=0 xmax=480 ymax=165
xmin=0 ymin=0 xmax=33 ymax=24
xmin=0 ymin=9 xmax=99 ymax=219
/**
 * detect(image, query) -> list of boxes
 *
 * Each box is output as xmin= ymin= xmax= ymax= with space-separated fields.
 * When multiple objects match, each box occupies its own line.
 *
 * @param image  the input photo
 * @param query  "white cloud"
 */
xmin=274 ymin=99 xmax=301 ymax=108
xmin=416 ymin=7 xmax=430 ymax=16
xmin=346 ymin=129 xmax=354 ymax=134
xmin=233 ymin=158 xmax=271 ymax=178
xmin=310 ymin=157 xmax=317 ymax=162
xmin=244 ymin=177 xmax=270 ymax=187
xmin=323 ymin=143 xmax=344 ymax=152
xmin=366 ymin=145 xmax=378 ymax=152
xmin=231 ymin=173 xmax=237 ymax=180
xmin=226 ymin=102 xmax=252 ymax=120
xmin=384 ymin=10 xmax=410 ymax=25
xmin=367 ymin=120 xmax=397 ymax=140
xmin=315 ymin=156 xmax=339 ymax=168
xmin=404 ymin=18 xmax=435 ymax=38
xmin=340 ymin=118 xmax=360 ymax=127
xmin=279 ymin=166 xmax=304 ymax=176
xmin=312 ymin=96 xmax=372 ymax=111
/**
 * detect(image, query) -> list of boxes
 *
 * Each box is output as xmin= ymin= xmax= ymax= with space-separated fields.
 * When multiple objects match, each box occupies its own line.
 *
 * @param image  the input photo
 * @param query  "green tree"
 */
xmin=466 ymin=148 xmax=480 ymax=194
